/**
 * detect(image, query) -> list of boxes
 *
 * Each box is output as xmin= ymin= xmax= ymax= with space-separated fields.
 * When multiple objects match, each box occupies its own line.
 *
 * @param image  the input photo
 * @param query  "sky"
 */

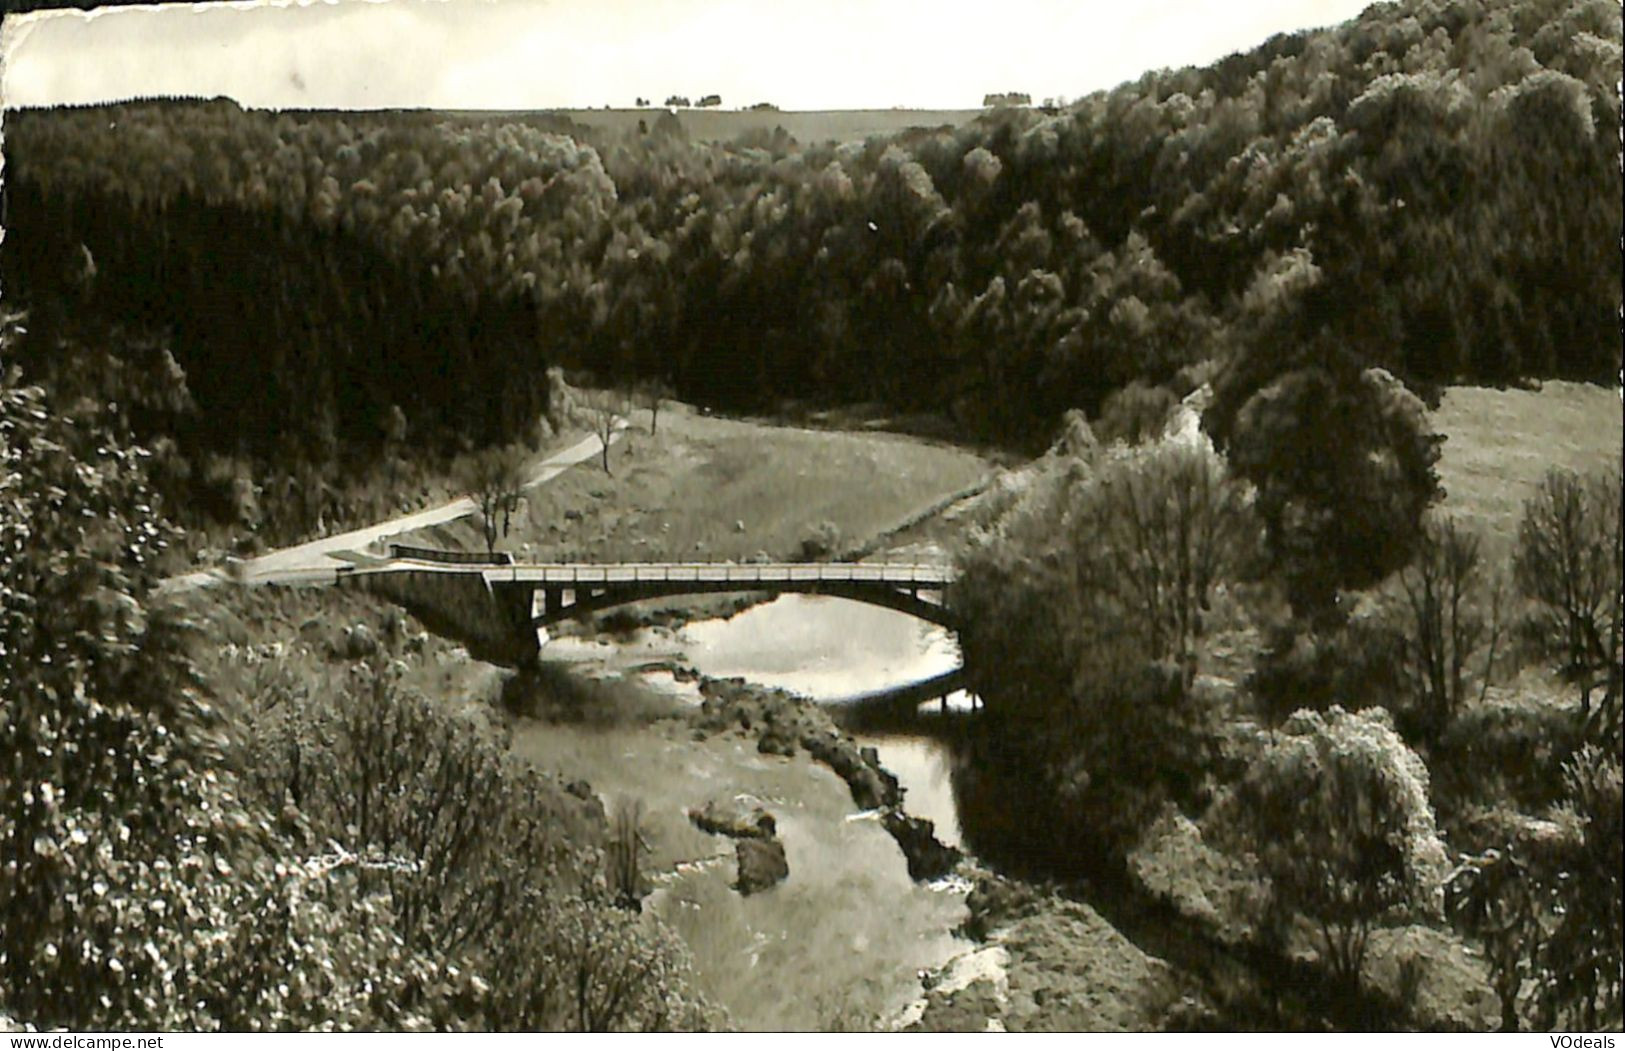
xmin=1 ymin=0 xmax=1378 ymax=112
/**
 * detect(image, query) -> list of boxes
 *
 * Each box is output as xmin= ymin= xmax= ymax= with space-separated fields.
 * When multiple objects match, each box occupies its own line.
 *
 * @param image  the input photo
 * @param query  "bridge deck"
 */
xmin=347 ymin=560 xmax=953 ymax=588
xmin=342 ymin=558 xmax=961 ymax=655
xmin=486 ymin=561 xmax=952 ymax=587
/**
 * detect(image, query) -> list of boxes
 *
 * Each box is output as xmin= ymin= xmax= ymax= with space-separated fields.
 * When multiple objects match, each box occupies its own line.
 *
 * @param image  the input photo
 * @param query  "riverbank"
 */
xmin=907 ymin=875 xmax=1182 ymax=1032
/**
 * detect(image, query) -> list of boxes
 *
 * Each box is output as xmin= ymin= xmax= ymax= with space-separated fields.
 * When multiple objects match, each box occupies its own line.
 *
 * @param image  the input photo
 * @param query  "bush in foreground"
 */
xmin=1210 ymin=706 xmax=1449 ymax=996
xmin=239 ymin=657 xmax=720 ymax=1031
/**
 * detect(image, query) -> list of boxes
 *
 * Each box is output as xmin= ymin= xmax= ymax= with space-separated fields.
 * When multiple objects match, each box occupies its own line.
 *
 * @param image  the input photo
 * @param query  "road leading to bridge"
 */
xmin=159 ymin=422 xmax=626 ymax=594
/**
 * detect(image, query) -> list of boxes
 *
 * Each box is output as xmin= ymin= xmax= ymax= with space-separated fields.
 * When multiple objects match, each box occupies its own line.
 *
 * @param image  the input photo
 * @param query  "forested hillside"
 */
xmin=3 ymin=0 xmax=1619 ymax=526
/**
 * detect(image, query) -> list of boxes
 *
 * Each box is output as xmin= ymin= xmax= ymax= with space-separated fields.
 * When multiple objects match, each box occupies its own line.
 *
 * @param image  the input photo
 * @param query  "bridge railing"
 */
xmin=389 ymin=544 xmax=515 ymax=566
xmin=481 ymin=562 xmax=953 ymax=587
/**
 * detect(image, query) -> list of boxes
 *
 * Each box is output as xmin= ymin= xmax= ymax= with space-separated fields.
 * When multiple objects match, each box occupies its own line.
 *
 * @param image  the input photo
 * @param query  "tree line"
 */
xmin=2 ymin=0 xmax=1618 ymax=516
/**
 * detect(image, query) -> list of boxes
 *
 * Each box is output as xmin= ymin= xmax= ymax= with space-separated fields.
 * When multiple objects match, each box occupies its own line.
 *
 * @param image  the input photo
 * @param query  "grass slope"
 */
xmin=1431 ymin=380 xmax=1623 ymax=553
xmin=454 ymin=107 xmax=984 ymax=144
xmin=405 ymin=401 xmax=992 ymax=564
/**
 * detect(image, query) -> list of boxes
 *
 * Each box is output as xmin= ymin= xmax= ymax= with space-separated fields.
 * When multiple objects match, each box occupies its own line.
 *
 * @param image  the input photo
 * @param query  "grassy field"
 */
xmin=401 ymin=401 xmax=993 ymax=565
xmin=451 ymin=107 xmax=985 ymax=144
xmin=1431 ymin=380 xmax=1622 ymax=553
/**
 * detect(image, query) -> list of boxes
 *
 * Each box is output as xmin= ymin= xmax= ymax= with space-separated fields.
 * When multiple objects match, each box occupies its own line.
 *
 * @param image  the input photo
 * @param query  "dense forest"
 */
xmin=3 ymin=0 xmax=1620 ymax=545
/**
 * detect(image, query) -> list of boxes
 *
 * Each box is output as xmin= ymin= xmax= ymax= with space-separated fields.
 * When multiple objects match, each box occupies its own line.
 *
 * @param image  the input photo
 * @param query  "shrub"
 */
xmin=1535 ymin=747 xmax=1623 ymax=1030
xmin=500 ymin=661 xmax=678 ymax=726
xmin=1246 ymin=617 xmax=1406 ymax=727
xmin=1247 ymin=625 xmax=1338 ymax=722
xmin=237 ymin=659 xmax=719 ymax=1031
xmin=1432 ymin=695 xmax=1581 ymax=813
xmin=1212 ymin=707 xmax=1449 ymax=994
xmin=1448 ymin=747 xmax=1623 ymax=1031
xmin=799 ymin=520 xmax=841 ymax=561
xmin=1048 ymin=408 xmax=1099 ymax=458
xmin=242 ymin=659 xmax=592 ymax=956
xmin=481 ymin=895 xmax=715 ymax=1031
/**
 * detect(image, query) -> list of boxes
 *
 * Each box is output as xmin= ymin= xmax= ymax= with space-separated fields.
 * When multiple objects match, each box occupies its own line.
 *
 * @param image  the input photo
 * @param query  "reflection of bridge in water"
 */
xmin=834 ymin=666 xmax=977 ymax=733
xmin=343 ymin=553 xmax=961 ymax=676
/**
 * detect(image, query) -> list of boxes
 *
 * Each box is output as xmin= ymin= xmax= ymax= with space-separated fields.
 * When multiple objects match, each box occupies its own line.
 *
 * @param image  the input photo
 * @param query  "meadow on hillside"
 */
xmin=455 ymin=107 xmax=984 ymax=143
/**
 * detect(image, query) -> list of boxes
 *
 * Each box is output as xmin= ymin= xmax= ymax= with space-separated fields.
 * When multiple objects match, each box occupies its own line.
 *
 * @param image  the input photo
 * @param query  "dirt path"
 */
xmin=160 ymin=424 xmax=625 ymax=593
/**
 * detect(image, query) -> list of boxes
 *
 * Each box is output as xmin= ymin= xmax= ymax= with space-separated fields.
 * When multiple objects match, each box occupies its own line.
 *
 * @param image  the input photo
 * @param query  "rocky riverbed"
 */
xmin=503 ymin=673 xmax=973 ymax=1031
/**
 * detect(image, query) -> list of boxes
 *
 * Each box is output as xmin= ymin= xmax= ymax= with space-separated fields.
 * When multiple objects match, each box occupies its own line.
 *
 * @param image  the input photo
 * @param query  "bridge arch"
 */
xmin=525 ymin=577 xmax=958 ymax=630
xmin=346 ymin=560 xmax=960 ymax=667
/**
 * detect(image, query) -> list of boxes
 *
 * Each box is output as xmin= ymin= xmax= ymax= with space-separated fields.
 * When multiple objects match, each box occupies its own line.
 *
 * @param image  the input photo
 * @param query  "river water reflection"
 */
xmin=543 ymin=595 xmax=972 ymax=840
xmin=676 ymin=595 xmax=971 ymax=843
xmin=679 ymin=593 xmax=960 ymax=699
xmin=530 ymin=594 xmax=979 ymax=1028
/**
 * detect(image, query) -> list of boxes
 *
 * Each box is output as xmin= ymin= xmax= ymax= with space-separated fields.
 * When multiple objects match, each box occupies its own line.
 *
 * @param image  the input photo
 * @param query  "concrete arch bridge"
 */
xmin=343 ymin=555 xmax=957 ymax=667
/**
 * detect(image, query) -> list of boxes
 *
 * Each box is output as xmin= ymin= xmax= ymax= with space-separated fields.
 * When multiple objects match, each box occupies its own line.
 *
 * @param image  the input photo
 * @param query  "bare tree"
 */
xmin=582 ymin=388 xmax=626 ymax=474
xmin=607 ymin=798 xmax=650 ymax=911
xmin=1396 ymin=516 xmax=1493 ymax=742
xmin=635 ymin=378 xmax=674 ymax=435
xmin=1087 ymin=442 xmax=1256 ymax=680
xmin=1514 ymin=462 xmax=1623 ymax=740
xmin=465 ymin=446 xmax=527 ymax=556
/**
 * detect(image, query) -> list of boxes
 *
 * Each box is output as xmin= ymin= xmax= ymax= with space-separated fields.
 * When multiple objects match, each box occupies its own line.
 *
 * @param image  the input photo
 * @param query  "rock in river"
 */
xmin=882 ymin=810 xmax=963 ymax=881
xmin=735 ymin=836 xmax=790 ymax=895
xmin=688 ymin=795 xmax=778 ymax=839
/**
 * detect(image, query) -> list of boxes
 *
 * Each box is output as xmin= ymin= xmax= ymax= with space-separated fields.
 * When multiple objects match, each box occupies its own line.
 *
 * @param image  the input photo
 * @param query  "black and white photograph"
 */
xmin=0 ymin=0 xmax=1620 ymax=1035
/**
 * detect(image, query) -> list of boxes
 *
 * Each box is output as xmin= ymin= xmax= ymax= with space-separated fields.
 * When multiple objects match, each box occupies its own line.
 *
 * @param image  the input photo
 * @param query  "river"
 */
xmin=515 ymin=593 xmax=981 ymax=1029
xmin=540 ymin=593 xmax=972 ymax=842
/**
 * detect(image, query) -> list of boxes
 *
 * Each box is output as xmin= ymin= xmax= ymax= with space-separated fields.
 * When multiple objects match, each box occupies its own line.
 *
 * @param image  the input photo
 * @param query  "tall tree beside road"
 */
xmin=583 ymin=388 xmax=626 ymax=475
xmin=466 ymin=446 xmax=529 ymax=556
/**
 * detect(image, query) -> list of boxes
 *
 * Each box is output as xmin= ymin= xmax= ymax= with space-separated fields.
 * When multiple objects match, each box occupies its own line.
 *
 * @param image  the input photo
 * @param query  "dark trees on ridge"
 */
xmin=3 ymin=0 xmax=1615 ymax=501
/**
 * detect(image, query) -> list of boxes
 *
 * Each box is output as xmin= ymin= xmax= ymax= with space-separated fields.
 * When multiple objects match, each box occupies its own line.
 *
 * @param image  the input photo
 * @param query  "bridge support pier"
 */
xmin=492 ymin=584 xmax=542 ymax=666
xmin=348 ymin=571 xmax=541 ymax=668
